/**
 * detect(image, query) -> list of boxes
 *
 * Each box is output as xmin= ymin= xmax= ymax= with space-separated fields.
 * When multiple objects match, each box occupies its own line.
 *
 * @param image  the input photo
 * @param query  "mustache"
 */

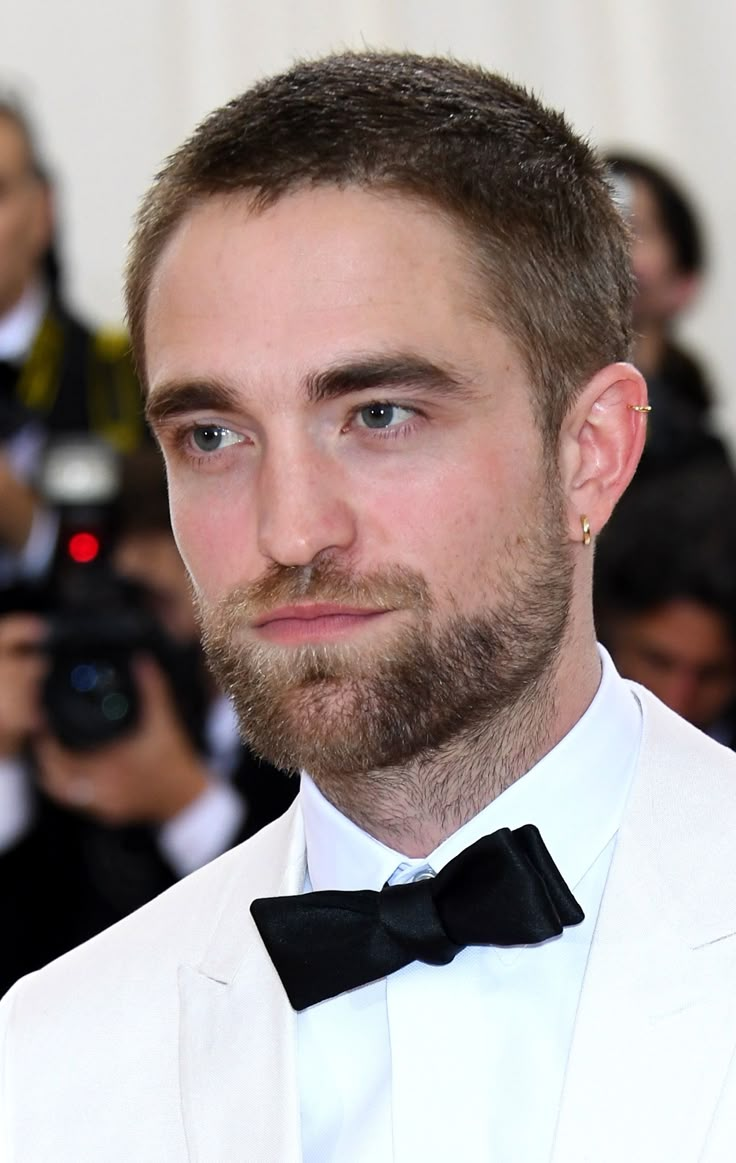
xmin=196 ymin=558 xmax=432 ymax=626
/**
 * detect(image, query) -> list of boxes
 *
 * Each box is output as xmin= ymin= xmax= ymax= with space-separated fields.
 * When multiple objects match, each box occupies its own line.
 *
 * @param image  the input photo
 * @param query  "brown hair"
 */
xmin=125 ymin=51 xmax=633 ymax=443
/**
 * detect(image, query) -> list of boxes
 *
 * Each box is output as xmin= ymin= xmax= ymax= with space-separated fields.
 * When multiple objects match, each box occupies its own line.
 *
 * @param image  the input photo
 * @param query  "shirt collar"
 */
xmin=0 ymin=280 xmax=48 ymax=361
xmin=302 ymin=647 xmax=642 ymax=894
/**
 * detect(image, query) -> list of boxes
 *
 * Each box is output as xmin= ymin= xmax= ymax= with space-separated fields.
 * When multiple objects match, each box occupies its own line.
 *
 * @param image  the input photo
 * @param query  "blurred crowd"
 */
xmin=596 ymin=153 xmax=736 ymax=741
xmin=1 ymin=96 xmax=735 ymax=995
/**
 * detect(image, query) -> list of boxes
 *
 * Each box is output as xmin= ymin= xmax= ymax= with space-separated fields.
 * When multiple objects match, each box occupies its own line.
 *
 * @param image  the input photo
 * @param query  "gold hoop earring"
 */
xmin=581 ymin=515 xmax=591 ymax=546
xmin=627 ymin=404 xmax=652 ymax=413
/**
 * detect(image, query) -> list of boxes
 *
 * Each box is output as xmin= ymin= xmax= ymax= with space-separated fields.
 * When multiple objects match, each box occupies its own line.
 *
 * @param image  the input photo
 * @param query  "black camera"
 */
xmin=42 ymin=578 xmax=202 ymax=752
xmin=32 ymin=437 xmax=204 ymax=752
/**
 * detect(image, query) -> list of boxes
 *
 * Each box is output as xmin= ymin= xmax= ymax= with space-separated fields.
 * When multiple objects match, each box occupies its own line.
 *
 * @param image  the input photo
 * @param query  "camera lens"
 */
xmin=44 ymin=648 xmax=140 ymax=751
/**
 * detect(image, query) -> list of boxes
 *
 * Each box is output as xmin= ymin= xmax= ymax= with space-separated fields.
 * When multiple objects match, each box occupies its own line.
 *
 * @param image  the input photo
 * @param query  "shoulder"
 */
xmin=0 ymin=802 xmax=302 ymax=1153
xmin=50 ymin=304 xmax=130 ymax=359
xmin=0 ymin=801 xmax=300 ymax=1024
xmin=42 ymin=302 xmax=146 ymax=449
xmin=608 ymin=685 xmax=736 ymax=943
xmin=92 ymin=328 xmax=133 ymax=364
xmin=634 ymin=683 xmax=736 ymax=786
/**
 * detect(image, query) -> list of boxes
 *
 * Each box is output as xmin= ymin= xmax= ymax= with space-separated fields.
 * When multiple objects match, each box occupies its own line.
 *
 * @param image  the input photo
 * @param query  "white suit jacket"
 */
xmin=1 ymin=686 xmax=736 ymax=1161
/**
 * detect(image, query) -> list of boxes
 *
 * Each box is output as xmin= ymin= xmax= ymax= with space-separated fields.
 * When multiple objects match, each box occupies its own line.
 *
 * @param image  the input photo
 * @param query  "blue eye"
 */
xmin=192 ymin=426 xmax=243 ymax=452
xmin=356 ymin=404 xmax=413 ymax=430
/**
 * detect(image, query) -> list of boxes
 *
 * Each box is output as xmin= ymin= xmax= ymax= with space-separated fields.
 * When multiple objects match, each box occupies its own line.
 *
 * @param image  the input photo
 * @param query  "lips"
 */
xmin=250 ymin=602 xmax=391 ymax=645
xmin=252 ymin=602 xmax=385 ymax=628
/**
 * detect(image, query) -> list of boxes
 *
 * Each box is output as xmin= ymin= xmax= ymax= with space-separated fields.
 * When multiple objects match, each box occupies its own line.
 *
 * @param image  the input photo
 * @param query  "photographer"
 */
xmin=0 ymin=98 xmax=146 ymax=587
xmin=0 ymin=447 xmax=297 ymax=994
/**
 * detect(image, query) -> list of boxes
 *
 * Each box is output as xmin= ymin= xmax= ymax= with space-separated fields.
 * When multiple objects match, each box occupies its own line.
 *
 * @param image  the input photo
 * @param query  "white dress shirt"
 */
xmin=297 ymin=648 xmax=642 ymax=1162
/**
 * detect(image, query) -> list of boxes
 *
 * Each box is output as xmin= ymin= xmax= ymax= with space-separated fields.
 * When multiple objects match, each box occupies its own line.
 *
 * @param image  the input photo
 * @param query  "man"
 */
xmin=606 ymin=152 xmax=729 ymax=475
xmin=1 ymin=53 xmax=735 ymax=1162
xmin=0 ymin=100 xmax=145 ymax=579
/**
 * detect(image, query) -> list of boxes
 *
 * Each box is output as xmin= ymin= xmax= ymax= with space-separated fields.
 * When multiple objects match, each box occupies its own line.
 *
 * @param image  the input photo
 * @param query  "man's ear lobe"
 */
xmin=559 ymin=362 xmax=649 ymax=544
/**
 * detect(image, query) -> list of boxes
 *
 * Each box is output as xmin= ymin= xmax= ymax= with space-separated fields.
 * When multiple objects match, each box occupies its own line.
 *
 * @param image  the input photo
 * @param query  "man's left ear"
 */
xmin=559 ymin=362 xmax=649 ymax=543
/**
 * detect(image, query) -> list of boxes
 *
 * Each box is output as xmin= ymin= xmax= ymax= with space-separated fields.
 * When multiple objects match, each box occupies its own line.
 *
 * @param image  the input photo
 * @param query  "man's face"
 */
xmin=0 ymin=117 xmax=49 ymax=315
xmin=145 ymin=187 xmax=573 ymax=777
xmin=607 ymin=598 xmax=736 ymax=729
xmin=627 ymin=177 xmax=695 ymax=330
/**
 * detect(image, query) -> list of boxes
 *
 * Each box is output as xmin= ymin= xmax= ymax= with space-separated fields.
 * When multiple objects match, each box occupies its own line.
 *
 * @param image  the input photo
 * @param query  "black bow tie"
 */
xmin=251 ymin=824 xmax=584 ymax=1011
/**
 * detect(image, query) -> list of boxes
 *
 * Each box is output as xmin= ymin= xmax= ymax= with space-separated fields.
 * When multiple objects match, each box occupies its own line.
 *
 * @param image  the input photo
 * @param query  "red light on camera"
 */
xmin=67 ymin=531 xmax=100 ymax=564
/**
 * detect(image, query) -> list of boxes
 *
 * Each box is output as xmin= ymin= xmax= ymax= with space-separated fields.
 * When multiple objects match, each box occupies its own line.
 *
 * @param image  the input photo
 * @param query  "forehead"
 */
xmin=144 ymin=186 xmax=506 ymax=392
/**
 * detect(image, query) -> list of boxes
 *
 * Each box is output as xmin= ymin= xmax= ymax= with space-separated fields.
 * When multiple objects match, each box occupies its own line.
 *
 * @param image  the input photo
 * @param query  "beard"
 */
xmin=197 ymin=481 xmax=573 ymax=783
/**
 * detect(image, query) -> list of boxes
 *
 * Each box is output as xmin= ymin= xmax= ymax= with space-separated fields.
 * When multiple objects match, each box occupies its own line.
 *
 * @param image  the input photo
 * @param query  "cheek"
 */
xmin=168 ymin=484 xmax=252 ymax=602
xmin=364 ymin=460 xmax=519 ymax=600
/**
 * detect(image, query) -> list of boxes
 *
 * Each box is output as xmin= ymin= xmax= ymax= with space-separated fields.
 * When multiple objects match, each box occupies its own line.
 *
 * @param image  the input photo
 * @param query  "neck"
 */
xmin=312 ymin=639 xmax=601 ymax=856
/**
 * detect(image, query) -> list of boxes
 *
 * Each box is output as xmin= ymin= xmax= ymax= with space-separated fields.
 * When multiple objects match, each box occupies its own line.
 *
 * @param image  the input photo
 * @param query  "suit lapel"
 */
xmin=553 ymin=691 xmax=736 ymax=1162
xmin=178 ymin=805 xmax=306 ymax=1163
xmin=177 ymin=694 xmax=736 ymax=1161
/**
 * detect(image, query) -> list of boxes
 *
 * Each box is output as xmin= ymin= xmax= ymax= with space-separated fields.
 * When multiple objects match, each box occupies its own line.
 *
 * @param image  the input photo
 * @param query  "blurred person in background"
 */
xmin=595 ymin=459 xmax=736 ymax=740
xmin=0 ymin=97 xmax=146 ymax=584
xmin=606 ymin=153 xmax=730 ymax=476
xmin=0 ymin=447 xmax=296 ymax=995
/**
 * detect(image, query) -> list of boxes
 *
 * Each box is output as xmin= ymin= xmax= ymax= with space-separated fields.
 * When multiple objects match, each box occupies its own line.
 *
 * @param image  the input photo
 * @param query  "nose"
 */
xmin=256 ymin=437 xmax=357 ymax=568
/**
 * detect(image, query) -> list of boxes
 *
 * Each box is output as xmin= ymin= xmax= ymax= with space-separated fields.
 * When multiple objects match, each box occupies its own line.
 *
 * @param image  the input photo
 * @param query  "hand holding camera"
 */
xmin=33 ymin=653 xmax=210 ymax=825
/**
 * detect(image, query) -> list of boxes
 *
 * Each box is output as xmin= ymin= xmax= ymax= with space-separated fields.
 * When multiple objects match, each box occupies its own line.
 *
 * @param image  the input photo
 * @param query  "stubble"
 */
xmin=197 ymin=474 xmax=573 ymax=843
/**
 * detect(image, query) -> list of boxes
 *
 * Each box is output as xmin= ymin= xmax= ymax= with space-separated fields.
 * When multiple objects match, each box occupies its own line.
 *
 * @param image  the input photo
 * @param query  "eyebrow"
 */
xmin=145 ymin=353 xmax=474 ymax=430
xmin=145 ymin=380 xmax=241 ymax=430
xmin=304 ymin=354 xmax=472 ymax=403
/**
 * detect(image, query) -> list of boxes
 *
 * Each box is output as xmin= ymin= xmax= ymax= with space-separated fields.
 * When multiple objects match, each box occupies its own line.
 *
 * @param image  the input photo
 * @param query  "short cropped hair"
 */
xmin=126 ymin=52 xmax=634 ymax=443
xmin=606 ymin=153 xmax=704 ymax=277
